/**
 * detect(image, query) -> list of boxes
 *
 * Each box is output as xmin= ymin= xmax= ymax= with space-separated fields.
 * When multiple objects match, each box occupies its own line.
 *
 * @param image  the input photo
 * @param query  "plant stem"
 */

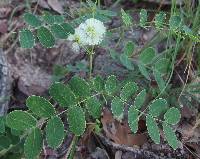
xmin=89 ymin=53 xmax=93 ymax=79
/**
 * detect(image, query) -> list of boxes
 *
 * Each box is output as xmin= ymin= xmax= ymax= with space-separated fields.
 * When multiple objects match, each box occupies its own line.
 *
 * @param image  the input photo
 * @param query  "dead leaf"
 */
xmin=0 ymin=20 xmax=7 ymax=33
xmin=47 ymin=0 xmax=64 ymax=14
xmin=101 ymin=108 xmax=147 ymax=147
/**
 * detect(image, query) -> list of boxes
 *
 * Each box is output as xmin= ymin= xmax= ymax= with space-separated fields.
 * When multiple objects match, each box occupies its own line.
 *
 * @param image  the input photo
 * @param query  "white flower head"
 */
xmin=68 ymin=27 xmax=87 ymax=45
xmin=83 ymin=18 xmax=106 ymax=45
xmin=72 ymin=42 xmax=80 ymax=52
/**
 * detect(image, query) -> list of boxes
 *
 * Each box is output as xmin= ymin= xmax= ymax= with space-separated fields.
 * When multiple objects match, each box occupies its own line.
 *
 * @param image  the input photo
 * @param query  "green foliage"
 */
xmin=69 ymin=76 xmax=91 ymax=99
xmin=86 ymin=97 xmax=102 ymax=119
xmin=49 ymin=82 xmax=77 ymax=107
xmin=155 ymin=12 xmax=166 ymax=29
xmin=46 ymin=116 xmax=65 ymax=149
xmin=153 ymin=69 xmax=166 ymax=92
xmin=146 ymin=115 xmax=160 ymax=144
xmin=164 ymin=107 xmax=181 ymax=125
xmin=37 ymin=26 xmax=55 ymax=48
xmin=148 ymin=98 xmax=168 ymax=117
xmin=154 ymin=58 xmax=170 ymax=74
xmin=26 ymin=96 xmax=56 ymax=118
xmin=120 ymin=54 xmax=134 ymax=70
xmin=0 ymin=116 xmax=5 ymax=134
xmin=67 ymin=106 xmax=86 ymax=136
xmin=134 ymin=89 xmax=146 ymax=110
xmin=162 ymin=123 xmax=179 ymax=150
xmin=6 ymin=111 xmax=36 ymax=131
xmin=120 ymin=82 xmax=138 ymax=101
xmin=50 ymin=24 xmax=70 ymax=39
xmin=124 ymin=41 xmax=135 ymax=57
xmin=128 ymin=106 xmax=138 ymax=133
xmin=121 ymin=8 xmax=132 ymax=27
xmin=169 ymin=15 xmax=182 ymax=31
xmin=19 ymin=29 xmax=35 ymax=48
xmin=138 ymin=62 xmax=150 ymax=80
xmin=105 ymin=75 xmax=118 ymax=95
xmin=139 ymin=9 xmax=147 ymax=27
xmin=42 ymin=12 xmax=65 ymax=24
xmin=24 ymin=128 xmax=43 ymax=159
xmin=111 ymin=97 xmax=124 ymax=120
xmin=23 ymin=13 xmax=42 ymax=27
xmin=92 ymin=76 xmax=104 ymax=92
xmin=139 ymin=47 xmax=156 ymax=65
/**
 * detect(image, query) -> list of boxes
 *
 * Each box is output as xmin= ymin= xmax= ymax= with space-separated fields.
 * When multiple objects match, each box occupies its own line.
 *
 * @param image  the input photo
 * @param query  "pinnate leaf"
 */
xmin=139 ymin=47 xmax=156 ymax=65
xmin=169 ymin=15 xmax=182 ymax=30
xmin=26 ymin=96 xmax=56 ymax=118
xmin=134 ymin=89 xmax=146 ymax=110
xmin=49 ymin=82 xmax=76 ymax=107
xmin=23 ymin=13 xmax=42 ymax=27
xmin=139 ymin=9 xmax=147 ymax=27
xmin=105 ymin=75 xmax=118 ymax=95
xmin=46 ymin=116 xmax=64 ymax=149
xmin=146 ymin=115 xmax=160 ymax=144
xmin=121 ymin=8 xmax=132 ymax=27
xmin=67 ymin=106 xmax=86 ymax=136
xmin=37 ymin=26 xmax=55 ymax=48
xmin=128 ymin=106 xmax=138 ymax=133
xmin=6 ymin=110 xmax=36 ymax=131
xmin=86 ymin=97 xmax=102 ymax=119
xmin=19 ymin=29 xmax=35 ymax=48
xmin=24 ymin=128 xmax=43 ymax=159
xmin=120 ymin=82 xmax=138 ymax=101
xmin=111 ymin=97 xmax=124 ymax=120
xmin=164 ymin=107 xmax=181 ymax=125
xmin=163 ymin=123 xmax=179 ymax=150
xmin=69 ymin=76 xmax=91 ymax=99
xmin=155 ymin=12 xmax=166 ymax=29
xmin=148 ymin=98 xmax=168 ymax=117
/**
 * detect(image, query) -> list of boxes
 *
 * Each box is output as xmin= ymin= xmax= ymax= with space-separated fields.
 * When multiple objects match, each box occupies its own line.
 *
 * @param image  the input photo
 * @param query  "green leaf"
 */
xmin=105 ymin=75 xmax=118 ymax=95
xmin=49 ymin=82 xmax=76 ymax=108
xmin=111 ymin=97 xmax=124 ymax=121
xmin=155 ymin=12 xmax=166 ymax=29
xmin=46 ymin=116 xmax=64 ymax=149
xmin=121 ymin=8 xmax=132 ymax=27
xmin=42 ymin=12 xmax=55 ymax=24
xmin=124 ymin=41 xmax=135 ymax=57
xmin=154 ymin=58 xmax=170 ymax=74
xmin=54 ymin=15 xmax=65 ymax=24
xmin=109 ymin=49 xmax=119 ymax=61
xmin=139 ymin=9 xmax=147 ymax=27
xmin=69 ymin=76 xmax=91 ymax=99
xmin=164 ymin=107 xmax=181 ymax=125
xmin=0 ymin=116 xmax=5 ymax=134
xmin=86 ymin=97 xmax=102 ymax=119
xmin=148 ymin=98 xmax=168 ymax=117
xmin=153 ymin=69 xmax=166 ymax=91
xmin=120 ymin=54 xmax=134 ymax=70
xmin=138 ymin=62 xmax=150 ymax=80
xmin=67 ymin=106 xmax=86 ymax=136
xmin=0 ymin=135 xmax=11 ymax=149
xmin=139 ymin=47 xmax=156 ymax=65
xmin=92 ymin=76 xmax=104 ymax=92
xmin=169 ymin=15 xmax=182 ymax=30
xmin=134 ymin=89 xmax=146 ymax=110
xmin=37 ymin=26 xmax=55 ymax=48
xmin=6 ymin=110 xmax=36 ymax=131
xmin=50 ymin=24 xmax=70 ymax=39
xmin=182 ymin=25 xmax=193 ymax=36
xmin=128 ymin=106 xmax=138 ymax=133
xmin=24 ymin=128 xmax=43 ymax=159
xmin=97 ymin=9 xmax=117 ymax=17
xmin=19 ymin=29 xmax=35 ymax=48
xmin=60 ymin=23 xmax=75 ymax=35
xmin=26 ymin=96 xmax=56 ymax=118
xmin=163 ymin=123 xmax=179 ymax=150
xmin=23 ymin=13 xmax=42 ymax=27
xmin=120 ymin=82 xmax=138 ymax=101
xmin=146 ymin=115 xmax=160 ymax=144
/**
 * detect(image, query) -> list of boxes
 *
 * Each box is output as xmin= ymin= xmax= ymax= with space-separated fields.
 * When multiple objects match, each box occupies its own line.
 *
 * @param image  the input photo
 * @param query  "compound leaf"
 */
xmin=164 ymin=107 xmax=181 ymax=125
xmin=128 ymin=106 xmax=138 ymax=133
xmin=19 ymin=29 xmax=35 ymax=48
xmin=37 ymin=26 xmax=55 ymax=48
xmin=46 ymin=116 xmax=64 ymax=149
xmin=124 ymin=41 xmax=135 ymax=57
xmin=50 ymin=24 xmax=70 ymax=39
xmin=148 ymin=98 xmax=168 ymax=117
xmin=146 ymin=115 xmax=160 ymax=144
xmin=86 ymin=97 xmax=102 ymax=119
xmin=60 ymin=23 xmax=75 ymax=35
xmin=26 ymin=96 xmax=56 ymax=118
xmin=155 ymin=12 xmax=166 ymax=29
xmin=169 ymin=15 xmax=182 ymax=30
xmin=23 ymin=13 xmax=42 ymax=27
xmin=163 ymin=123 xmax=179 ymax=150
xmin=134 ymin=89 xmax=146 ymax=110
xmin=49 ymin=82 xmax=77 ymax=108
xmin=6 ymin=110 xmax=36 ymax=131
xmin=139 ymin=9 xmax=147 ymax=27
xmin=69 ymin=76 xmax=91 ymax=99
xmin=67 ymin=106 xmax=86 ymax=136
xmin=121 ymin=8 xmax=132 ymax=27
xmin=120 ymin=82 xmax=138 ymax=101
xmin=92 ymin=76 xmax=104 ymax=92
xmin=111 ymin=97 xmax=124 ymax=121
xmin=105 ymin=75 xmax=118 ymax=95
xmin=24 ymin=128 xmax=43 ymax=159
xmin=139 ymin=47 xmax=156 ymax=65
